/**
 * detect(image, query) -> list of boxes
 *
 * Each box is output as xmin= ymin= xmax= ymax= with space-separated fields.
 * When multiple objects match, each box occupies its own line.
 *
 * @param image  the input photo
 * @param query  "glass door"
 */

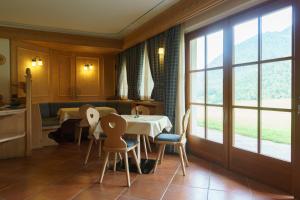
xmin=232 ymin=6 xmax=293 ymax=162
xmin=188 ymin=26 xmax=227 ymax=165
xmin=186 ymin=1 xmax=294 ymax=191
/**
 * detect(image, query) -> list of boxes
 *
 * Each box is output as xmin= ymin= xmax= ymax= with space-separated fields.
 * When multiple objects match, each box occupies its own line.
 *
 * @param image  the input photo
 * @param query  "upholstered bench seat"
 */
xmin=42 ymin=117 xmax=60 ymax=127
xmin=125 ymin=138 xmax=138 ymax=148
xmin=156 ymin=133 xmax=181 ymax=142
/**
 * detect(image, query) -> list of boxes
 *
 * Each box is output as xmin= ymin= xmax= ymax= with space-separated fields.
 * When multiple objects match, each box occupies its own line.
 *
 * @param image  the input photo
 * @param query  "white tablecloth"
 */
xmin=57 ymin=107 xmax=117 ymax=124
xmin=93 ymin=115 xmax=172 ymax=140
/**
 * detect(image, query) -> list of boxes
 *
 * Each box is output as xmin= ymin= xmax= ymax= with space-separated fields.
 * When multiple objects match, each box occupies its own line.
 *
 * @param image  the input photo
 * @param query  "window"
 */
xmin=190 ymin=30 xmax=224 ymax=144
xmin=232 ymin=6 xmax=293 ymax=161
xmin=140 ymin=43 xmax=154 ymax=100
xmin=188 ymin=4 xmax=293 ymax=162
xmin=119 ymin=58 xmax=128 ymax=99
xmin=118 ymin=42 xmax=154 ymax=100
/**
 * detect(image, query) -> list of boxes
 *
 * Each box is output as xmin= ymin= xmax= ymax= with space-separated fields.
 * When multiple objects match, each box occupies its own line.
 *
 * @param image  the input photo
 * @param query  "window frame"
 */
xmin=185 ymin=0 xmax=294 ymax=162
xmin=188 ymin=22 xmax=226 ymax=144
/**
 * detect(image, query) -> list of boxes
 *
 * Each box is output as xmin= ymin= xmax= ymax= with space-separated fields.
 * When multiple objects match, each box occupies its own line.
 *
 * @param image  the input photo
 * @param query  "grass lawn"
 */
xmin=197 ymin=120 xmax=291 ymax=144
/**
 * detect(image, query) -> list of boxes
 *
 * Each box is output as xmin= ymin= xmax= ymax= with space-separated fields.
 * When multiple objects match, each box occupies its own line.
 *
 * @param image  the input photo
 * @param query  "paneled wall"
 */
xmin=11 ymin=40 xmax=116 ymax=103
xmin=0 ymin=38 xmax=10 ymax=103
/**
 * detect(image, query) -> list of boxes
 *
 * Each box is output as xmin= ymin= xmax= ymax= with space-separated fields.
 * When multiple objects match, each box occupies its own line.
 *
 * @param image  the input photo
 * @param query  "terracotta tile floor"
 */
xmin=0 ymin=143 xmax=295 ymax=200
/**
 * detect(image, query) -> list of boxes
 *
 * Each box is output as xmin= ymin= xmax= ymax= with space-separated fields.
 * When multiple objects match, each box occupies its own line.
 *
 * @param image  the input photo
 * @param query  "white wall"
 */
xmin=0 ymin=38 xmax=10 ymax=103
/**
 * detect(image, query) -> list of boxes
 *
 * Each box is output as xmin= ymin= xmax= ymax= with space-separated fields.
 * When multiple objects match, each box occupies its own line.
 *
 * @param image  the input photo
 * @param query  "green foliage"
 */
xmin=197 ymin=120 xmax=290 ymax=144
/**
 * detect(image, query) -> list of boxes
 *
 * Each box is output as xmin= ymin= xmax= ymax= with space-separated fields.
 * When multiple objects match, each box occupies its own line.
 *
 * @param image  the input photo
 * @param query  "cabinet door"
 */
xmin=75 ymin=57 xmax=100 ymax=97
xmin=51 ymin=52 xmax=74 ymax=101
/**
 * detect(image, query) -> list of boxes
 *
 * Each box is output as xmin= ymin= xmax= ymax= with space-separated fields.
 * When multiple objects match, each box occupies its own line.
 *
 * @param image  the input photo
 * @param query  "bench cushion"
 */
xmin=125 ymin=138 xmax=138 ymax=148
xmin=156 ymin=133 xmax=181 ymax=142
xmin=42 ymin=117 xmax=60 ymax=127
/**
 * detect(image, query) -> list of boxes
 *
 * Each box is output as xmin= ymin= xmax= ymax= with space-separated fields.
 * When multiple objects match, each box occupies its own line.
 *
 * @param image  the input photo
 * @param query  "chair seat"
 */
xmin=125 ymin=138 xmax=138 ymax=148
xmin=42 ymin=117 xmax=60 ymax=127
xmin=156 ymin=133 xmax=181 ymax=142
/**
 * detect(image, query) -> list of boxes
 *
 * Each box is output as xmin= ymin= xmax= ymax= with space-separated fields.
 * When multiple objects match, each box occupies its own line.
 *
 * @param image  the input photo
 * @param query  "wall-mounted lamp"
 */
xmin=84 ymin=64 xmax=93 ymax=71
xmin=32 ymin=57 xmax=43 ymax=67
xmin=158 ymin=48 xmax=165 ymax=55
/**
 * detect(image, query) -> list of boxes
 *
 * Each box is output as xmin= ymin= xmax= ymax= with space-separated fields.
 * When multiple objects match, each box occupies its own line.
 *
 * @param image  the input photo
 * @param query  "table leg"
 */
xmin=137 ymin=134 xmax=141 ymax=164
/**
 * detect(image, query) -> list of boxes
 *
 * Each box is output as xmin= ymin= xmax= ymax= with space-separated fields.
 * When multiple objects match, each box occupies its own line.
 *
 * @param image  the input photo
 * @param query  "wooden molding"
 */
xmin=0 ymin=26 xmax=123 ymax=50
xmin=123 ymin=0 xmax=225 ymax=49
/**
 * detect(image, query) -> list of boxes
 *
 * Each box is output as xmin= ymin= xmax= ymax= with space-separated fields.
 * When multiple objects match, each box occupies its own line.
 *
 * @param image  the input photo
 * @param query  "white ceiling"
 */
xmin=0 ymin=0 xmax=179 ymax=39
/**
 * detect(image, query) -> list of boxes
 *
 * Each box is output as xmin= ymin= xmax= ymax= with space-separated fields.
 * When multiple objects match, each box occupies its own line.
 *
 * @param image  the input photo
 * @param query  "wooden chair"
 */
xmin=84 ymin=107 xmax=105 ymax=165
xmin=75 ymin=104 xmax=93 ymax=146
xmin=131 ymin=105 xmax=152 ymax=160
xmin=99 ymin=113 xmax=142 ymax=187
xmin=153 ymin=108 xmax=191 ymax=176
xmin=85 ymin=108 xmax=122 ymax=165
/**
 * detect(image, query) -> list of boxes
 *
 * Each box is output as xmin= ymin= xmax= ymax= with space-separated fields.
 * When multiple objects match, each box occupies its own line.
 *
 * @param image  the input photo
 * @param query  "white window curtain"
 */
xmin=140 ymin=42 xmax=154 ymax=100
xmin=119 ymin=59 xmax=128 ymax=100
xmin=175 ymin=26 xmax=186 ymax=134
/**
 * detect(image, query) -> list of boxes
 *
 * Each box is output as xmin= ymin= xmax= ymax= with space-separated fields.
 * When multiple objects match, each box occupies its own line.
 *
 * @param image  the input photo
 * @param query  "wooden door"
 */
xmin=51 ymin=51 xmax=75 ymax=101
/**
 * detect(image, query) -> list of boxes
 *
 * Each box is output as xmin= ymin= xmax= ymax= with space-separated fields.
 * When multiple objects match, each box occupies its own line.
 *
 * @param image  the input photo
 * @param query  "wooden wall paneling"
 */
xmin=0 ymin=26 xmax=122 ymax=50
xmin=75 ymin=56 xmax=100 ymax=98
xmin=50 ymin=50 xmax=74 ymax=101
xmin=16 ymin=46 xmax=50 ymax=103
xmin=103 ymin=54 xmax=116 ymax=98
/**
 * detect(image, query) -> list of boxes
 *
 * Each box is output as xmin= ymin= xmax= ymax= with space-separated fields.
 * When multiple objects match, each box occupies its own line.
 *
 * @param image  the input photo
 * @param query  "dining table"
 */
xmin=57 ymin=107 xmax=117 ymax=124
xmin=93 ymin=114 xmax=173 ymax=163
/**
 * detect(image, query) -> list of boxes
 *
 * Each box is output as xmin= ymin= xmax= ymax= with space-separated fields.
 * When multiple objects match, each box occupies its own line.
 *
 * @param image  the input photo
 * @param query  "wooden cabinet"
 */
xmin=0 ymin=109 xmax=26 ymax=159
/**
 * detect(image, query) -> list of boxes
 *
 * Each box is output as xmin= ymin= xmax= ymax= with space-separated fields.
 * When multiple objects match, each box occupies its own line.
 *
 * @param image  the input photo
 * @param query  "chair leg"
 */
xmin=77 ymin=127 xmax=83 ymax=146
xmin=178 ymin=145 xmax=186 ymax=176
xmin=99 ymin=152 xmax=110 ymax=183
xmin=74 ymin=126 xmax=78 ymax=143
xmin=153 ymin=144 xmax=163 ymax=173
xmin=159 ymin=144 xmax=166 ymax=164
xmin=132 ymin=148 xmax=142 ymax=174
xmin=98 ymin=140 xmax=102 ymax=158
xmin=124 ymin=152 xmax=131 ymax=187
xmin=146 ymin=136 xmax=152 ymax=152
xmin=113 ymin=153 xmax=117 ymax=172
xmin=84 ymin=138 xmax=93 ymax=165
xmin=142 ymin=135 xmax=148 ymax=160
xmin=118 ymin=153 xmax=123 ymax=161
xmin=181 ymin=144 xmax=189 ymax=167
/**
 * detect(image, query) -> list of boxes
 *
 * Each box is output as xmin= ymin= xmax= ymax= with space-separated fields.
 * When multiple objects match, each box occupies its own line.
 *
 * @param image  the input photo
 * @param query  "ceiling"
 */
xmin=0 ymin=0 xmax=179 ymax=39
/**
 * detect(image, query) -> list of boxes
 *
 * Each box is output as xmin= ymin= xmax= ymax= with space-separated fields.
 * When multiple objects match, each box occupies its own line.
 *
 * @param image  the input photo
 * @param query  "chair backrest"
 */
xmin=79 ymin=104 xmax=94 ymax=126
xmin=131 ymin=105 xmax=150 ymax=115
xmin=86 ymin=107 xmax=100 ymax=136
xmin=181 ymin=108 xmax=191 ymax=139
xmin=100 ymin=113 xmax=128 ymax=150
